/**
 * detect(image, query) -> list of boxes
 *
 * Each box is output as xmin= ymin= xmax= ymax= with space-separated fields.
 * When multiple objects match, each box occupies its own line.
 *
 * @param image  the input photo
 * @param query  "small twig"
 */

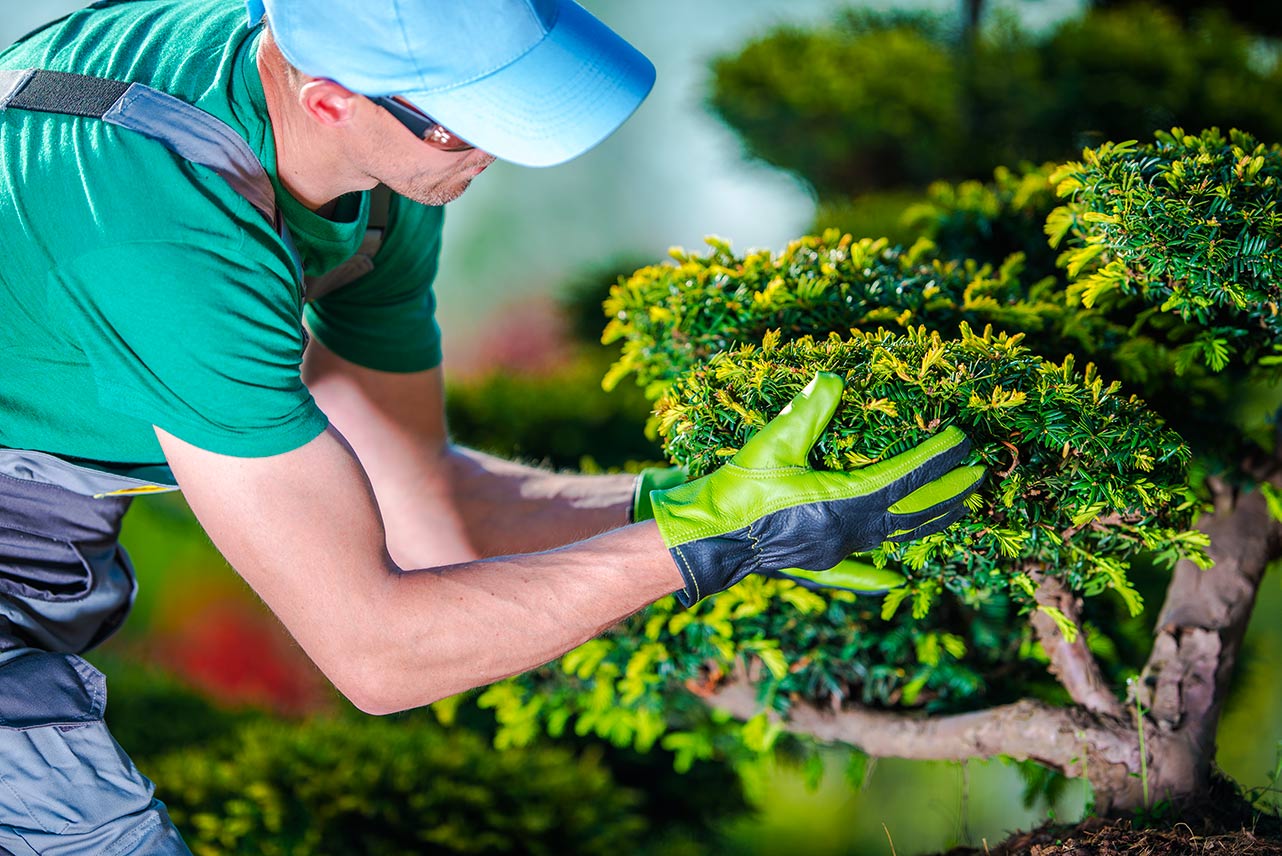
xmin=883 ymin=823 xmax=898 ymax=856
xmin=1133 ymin=687 xmax=1151 ymax=809
xmin=995 ymin=438 xmax=1020 ymax=477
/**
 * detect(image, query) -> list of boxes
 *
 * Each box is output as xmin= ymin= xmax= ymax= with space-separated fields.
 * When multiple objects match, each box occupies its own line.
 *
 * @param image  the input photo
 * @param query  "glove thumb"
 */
xmin=733 ymin=372 xmax=844 ymax=469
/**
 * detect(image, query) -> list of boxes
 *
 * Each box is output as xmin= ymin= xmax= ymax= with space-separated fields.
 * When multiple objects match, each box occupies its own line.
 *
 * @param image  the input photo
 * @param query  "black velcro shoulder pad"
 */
xmin=9 ymin=69 xmax=130 ymax=118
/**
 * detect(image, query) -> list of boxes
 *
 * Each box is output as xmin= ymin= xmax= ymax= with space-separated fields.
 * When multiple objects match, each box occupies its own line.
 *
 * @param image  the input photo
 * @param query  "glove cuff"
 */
xmin=651 ymin=479 xmax=759 ymax=607
xmin=667 ymin=535 xmax=758 ymax=607
xmin=629 ymin=466 xmax=688 ymax=523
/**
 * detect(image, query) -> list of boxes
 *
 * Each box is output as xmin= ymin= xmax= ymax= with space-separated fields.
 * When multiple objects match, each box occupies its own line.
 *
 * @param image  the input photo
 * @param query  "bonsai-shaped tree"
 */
xmin=474 ymin=128 xmax=1282 ymax=816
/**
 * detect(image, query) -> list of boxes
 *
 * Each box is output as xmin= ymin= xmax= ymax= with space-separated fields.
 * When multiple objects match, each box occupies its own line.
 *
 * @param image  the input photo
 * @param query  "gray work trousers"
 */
xmin=0 ymin=472 xmax=191 ymax=855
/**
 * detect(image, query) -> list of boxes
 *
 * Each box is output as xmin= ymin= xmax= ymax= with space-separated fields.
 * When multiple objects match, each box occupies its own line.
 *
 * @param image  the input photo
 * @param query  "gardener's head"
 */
xmin=248 ymin=0 xmax=654 ymax=204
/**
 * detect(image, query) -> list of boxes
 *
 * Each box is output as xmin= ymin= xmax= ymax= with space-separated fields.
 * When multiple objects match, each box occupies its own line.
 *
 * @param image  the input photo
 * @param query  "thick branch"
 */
xmin=1138 ymin=486 xmax=1282 ymax=789
xmin=708 ymin=672 xmax=1132 ymax=779
xmin=1031 ymin=571 xmax=1124 ymax=720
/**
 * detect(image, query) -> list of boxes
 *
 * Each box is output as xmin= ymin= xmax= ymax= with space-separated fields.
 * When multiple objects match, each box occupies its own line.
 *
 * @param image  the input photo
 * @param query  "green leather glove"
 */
xmin=630 ymin=466 xmax=688 ymax=523
xmin=649 ymin=372 xmax=985 ymax=607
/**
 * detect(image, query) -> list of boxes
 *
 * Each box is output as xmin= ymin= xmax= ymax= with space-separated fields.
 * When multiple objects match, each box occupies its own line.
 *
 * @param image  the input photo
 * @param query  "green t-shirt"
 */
xmin=0 ymin=0 xmax=445 ymax=482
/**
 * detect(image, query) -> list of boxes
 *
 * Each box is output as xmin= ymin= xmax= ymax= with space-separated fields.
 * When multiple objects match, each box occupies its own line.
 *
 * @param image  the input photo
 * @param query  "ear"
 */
xmin=297 ymin=79 xmax=360 ymax=129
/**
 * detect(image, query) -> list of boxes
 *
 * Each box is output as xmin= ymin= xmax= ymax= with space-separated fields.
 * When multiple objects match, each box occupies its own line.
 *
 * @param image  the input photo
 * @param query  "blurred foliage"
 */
xmin=92 ymin=656 xmax=750 ymax=854
xmin=445 ymin=350 xmax=659 ymax=470
xmin=1092 ymin=0 xmax=1282 ymax=37
xmin=708 ymin=4 xmax=1282 ymax=199
xmin=813 ymin=189 xmax=927 ymax=249
xmin=444 ymin=257 xmax=664 ymax=470
xmin=709 ymin=11 xmax=968 ymax=195
xmin=93 ymin=655 xmax=267 ymax=764
xmin=150 ymin=716 xmax=650 ymax=856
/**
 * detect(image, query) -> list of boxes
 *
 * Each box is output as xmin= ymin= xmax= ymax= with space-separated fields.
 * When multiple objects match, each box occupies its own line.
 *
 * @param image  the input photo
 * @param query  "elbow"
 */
xmin=322 ymin=639 xmax=455 ymax=716
xmin=333 ymin=669 xmax=449 ymax=717
xmin=339 ymin=680 xmax=406 ymax=717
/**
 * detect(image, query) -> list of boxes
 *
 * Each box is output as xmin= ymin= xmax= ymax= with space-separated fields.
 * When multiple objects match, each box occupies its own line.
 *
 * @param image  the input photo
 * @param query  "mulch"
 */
xmin=940 ymin=817 xmax=1282 ymax=854
xmin=935 ymin=775 xmax=1282 ymax=855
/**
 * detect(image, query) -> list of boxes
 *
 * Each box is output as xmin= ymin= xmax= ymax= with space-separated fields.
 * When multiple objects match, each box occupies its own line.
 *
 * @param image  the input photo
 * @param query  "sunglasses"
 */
xmin=370 ymin=96 xmax=475 ymax=152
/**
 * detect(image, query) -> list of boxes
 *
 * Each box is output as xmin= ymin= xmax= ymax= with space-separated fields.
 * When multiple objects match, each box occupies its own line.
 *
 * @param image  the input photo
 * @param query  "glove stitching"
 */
xmin=671 ymin=545 xmax=701 ymax=603
xmin=746 ymin=520 xmax=769 ymax=575
xmin=722 ymin=464 xmax=809 ymax=476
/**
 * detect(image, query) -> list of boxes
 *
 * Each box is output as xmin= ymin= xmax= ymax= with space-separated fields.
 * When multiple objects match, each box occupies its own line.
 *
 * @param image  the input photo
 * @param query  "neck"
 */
xmin=256 ymin=33 xmax=369 ymax=215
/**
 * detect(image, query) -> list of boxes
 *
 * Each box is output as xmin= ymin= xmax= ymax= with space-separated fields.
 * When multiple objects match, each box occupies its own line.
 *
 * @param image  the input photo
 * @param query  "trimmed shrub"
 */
xmin=1049 ymin=127 xmax=1282 ymax=372
xmin=656 ymin=327 xmax=1201 ymax=600
xmin=602 ymin=234 xmax=1081 ymax=401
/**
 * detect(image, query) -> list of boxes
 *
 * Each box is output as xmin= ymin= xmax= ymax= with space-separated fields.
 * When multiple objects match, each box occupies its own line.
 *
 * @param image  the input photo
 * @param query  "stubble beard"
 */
xmin=392 ymin=156 xmax=494 ymax=207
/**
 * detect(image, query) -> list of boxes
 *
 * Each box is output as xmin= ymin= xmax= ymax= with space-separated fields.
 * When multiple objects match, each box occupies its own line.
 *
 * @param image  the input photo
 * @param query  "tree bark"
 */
xmin=1031 ymin=572 xmax=1125 ymax=720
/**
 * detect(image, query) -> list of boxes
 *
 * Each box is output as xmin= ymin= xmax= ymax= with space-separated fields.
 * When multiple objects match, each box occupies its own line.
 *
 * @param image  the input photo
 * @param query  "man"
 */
xmin=0 ymin=0 xmax=984 ymax=852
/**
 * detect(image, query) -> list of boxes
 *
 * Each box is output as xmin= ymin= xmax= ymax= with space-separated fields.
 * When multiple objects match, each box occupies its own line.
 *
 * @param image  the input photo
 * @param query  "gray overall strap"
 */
xmin=302 ymin=183 xmax=393 ymax=301
xmin=0 ymin=68 xmax=277 ymax=226
xmin=0 ymin=67 xmax=392 ymax=301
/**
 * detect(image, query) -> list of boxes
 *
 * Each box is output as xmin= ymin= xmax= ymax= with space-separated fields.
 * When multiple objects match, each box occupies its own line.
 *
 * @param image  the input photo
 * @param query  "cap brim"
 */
xmin=397 ymin=1 xmax=655 ymax=168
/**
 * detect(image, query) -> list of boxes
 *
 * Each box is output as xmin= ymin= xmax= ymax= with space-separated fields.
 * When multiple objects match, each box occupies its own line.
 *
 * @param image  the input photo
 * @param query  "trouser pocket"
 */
xmin=0 ymin=652 xmax=190 ymax=855
xmin=0 ymin=525 xmax=136 ymax=655
xmin=0 ymin=525 xmax=93 ymax=602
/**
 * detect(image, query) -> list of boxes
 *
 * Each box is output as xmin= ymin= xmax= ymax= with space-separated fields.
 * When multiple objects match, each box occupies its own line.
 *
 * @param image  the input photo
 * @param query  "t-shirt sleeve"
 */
xmin=303 ymin=197 xmax=445 ymax=373
xmin=47 ymin=239 xmax=329 ymax=458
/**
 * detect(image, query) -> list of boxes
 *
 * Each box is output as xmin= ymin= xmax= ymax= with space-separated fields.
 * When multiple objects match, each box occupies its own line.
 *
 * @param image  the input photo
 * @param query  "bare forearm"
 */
xmin=356 ymin=520 xmax=678 ymax=713
xmin=444 ymin=445 xmax=636 ymax=555
xmin=301 ymin=347 xmax=639 ymax=562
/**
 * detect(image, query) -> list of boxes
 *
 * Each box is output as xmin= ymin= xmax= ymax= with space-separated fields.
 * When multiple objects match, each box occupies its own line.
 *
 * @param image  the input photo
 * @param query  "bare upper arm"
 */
xmin=155 ymin=423 xmax=396 ymax=702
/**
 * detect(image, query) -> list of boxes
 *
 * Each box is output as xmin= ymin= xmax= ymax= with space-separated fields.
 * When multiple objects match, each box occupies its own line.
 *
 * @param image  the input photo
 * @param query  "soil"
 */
xmin=937 ymin=776 xmax=1282 ymax=855
xmin=940 ymin=817 xmax=1282 ymax=855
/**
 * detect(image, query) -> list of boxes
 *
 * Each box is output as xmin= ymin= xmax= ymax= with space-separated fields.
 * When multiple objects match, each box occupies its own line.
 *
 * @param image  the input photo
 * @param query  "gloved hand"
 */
xmin=630 ymin=466 xmax=688 ymax=523
xmin=649 ymin=372 xmax=985 ymax=606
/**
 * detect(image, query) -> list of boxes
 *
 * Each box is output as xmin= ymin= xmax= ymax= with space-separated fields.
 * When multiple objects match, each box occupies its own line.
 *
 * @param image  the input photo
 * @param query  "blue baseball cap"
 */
xmin=246 ymin=0 xmax=655 ymax=167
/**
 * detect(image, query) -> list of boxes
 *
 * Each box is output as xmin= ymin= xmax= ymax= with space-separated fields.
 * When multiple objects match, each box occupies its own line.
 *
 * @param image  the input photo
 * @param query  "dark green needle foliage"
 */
xmin=1049 ymin=128 xmax=1282 ymax=373
xmin=602 ymin=233 xmax=1078 ymax=401
xmin=657 ymin=326 xmax=1204 ymax=610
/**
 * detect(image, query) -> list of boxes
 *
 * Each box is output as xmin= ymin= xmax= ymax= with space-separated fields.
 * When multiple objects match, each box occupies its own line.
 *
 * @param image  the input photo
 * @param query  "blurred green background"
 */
xmin=7 ymin=0 xmax=1282 ymax=852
